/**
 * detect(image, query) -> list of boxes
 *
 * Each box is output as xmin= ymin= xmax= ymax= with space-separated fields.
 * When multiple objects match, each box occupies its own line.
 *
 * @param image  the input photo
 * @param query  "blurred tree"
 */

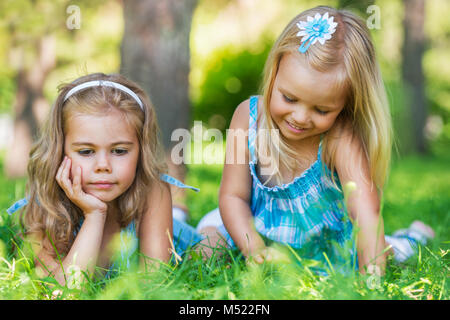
xmin=338 ymin=0 xmax=428 ymax=154
xmin=121 ymin=0 xmax=198 ymax=149
xmin=0 ymin=0 xmax=107 ymax=178
xmin=4 ymin=35 xmax=56 ymax=178
xmin=120 ymin=0 xmax=198 ymax=210
xmin=401 ymin=0 xmax=427 ymax=154
xmin=0 ymin=1 xmax=61 ymax=178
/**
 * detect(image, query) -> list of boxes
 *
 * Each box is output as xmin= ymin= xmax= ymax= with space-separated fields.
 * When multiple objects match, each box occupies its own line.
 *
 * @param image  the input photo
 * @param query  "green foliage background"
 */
xmin=188 ymin=0 xmax=450 ymax=154
xmin=0 ymin=0 xmax=449 ymax=149
xmin=0 ymin=0 xmax=448 ymax=300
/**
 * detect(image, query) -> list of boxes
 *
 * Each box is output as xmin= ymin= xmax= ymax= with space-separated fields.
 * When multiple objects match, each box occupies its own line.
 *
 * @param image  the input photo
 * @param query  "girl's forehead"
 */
xmin=64 ymin=110 xmax=138 ymax=143
xmin=277 ymin=53 xmax=347 ymax=107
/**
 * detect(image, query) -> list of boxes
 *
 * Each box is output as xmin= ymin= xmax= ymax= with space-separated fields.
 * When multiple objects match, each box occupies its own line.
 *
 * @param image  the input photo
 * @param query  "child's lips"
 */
xmin=91 ymin=181 xmax=115 ymax=189
xmin=286 ymin=120 xmax=308 ymax=133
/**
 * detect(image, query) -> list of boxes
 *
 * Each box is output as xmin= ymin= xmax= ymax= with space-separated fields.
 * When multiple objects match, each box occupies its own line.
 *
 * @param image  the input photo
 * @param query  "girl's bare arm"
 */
xmin=32 ymin=211 xmax=107 ymax=287
xmin=138 ymin=180 xmax=173 ymax=270
xmin=333 ymin=125 xmax=388 ymax=274
xmin=31 ymin=156 xmax=109 ymax=286
xmin=219 ymin=99 xmax=266 ymax=260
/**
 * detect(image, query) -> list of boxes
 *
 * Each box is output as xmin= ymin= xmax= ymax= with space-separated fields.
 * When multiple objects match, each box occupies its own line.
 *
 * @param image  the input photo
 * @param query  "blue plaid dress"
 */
xmin=220 ymin=96 xmax=357 ymax=273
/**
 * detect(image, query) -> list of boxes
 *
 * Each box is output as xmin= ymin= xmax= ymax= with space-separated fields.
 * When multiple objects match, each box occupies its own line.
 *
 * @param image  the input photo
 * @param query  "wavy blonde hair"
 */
xmin=258 ymin=6 xmax=392 ymax=190
xmin=21 ymin=73 xmax=167 ymax=257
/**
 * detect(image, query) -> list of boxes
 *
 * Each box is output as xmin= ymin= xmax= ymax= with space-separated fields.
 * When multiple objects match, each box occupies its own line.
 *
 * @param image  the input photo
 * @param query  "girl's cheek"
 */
xmin=269 ymin=102 xmax=281 ymax=122
xmin=323 ymin=116 xmax=339 ymax=130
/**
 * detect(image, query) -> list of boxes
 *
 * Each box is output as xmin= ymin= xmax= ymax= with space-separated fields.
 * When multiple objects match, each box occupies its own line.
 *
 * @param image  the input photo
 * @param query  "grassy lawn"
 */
xmin=0 ymin=148 xmax=448 ymax=300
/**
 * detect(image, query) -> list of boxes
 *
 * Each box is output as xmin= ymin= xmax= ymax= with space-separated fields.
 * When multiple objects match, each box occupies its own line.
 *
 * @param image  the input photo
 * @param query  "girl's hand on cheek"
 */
xmin=56 ymin=156 xmax=107 ymax=217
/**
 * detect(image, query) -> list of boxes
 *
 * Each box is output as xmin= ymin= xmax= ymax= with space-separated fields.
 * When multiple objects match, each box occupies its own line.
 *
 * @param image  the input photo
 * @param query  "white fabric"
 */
xmin=196 ymin=207 xmax=224 ymax=232
xmin=385 ymin=235 xmax=417 ymax=263
xmin=172 ymin=206 xmax=188 ymax=223
xmin=385 ymin=221 xmax=434 ymax=263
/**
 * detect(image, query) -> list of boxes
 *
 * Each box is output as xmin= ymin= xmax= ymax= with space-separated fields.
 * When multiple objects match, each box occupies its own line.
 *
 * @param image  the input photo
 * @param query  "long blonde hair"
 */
xmin=258 ymin=6 xmax=392 ymax=190
xmin=21 ymin=73 xmax=167 ymax=257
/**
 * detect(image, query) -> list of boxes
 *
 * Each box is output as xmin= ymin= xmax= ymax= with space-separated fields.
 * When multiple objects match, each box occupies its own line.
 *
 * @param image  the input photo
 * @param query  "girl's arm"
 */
xmin=138 ymin=180 xmax=173 ymax=270
xmin=31 ymin=156 xmax=109 ymax=287
xmin=332 ymin=125 xmax=388 ymax=274
xmin=32 ymin=210 xmax=107 ymax=287
xmin=219 ymin=99 xmax=267 ymax=261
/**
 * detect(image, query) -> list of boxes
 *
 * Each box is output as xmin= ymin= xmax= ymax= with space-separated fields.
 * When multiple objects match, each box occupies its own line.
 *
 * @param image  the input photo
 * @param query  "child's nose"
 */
xmin=94 ymin=153 xmax=112 ymax=173
xmin=292 ymin=106 xmax=311 ymax=124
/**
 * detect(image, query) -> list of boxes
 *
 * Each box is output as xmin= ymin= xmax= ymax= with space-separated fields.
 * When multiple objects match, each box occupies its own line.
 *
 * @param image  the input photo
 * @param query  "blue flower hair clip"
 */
xmin=296 ymin=12 xmax=338 ymax=53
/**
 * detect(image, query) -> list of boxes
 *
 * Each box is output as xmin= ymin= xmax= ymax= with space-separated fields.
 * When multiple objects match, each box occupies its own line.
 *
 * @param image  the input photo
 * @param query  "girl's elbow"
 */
xmin=348 ymin=197 xmax=381 ymax=221
xmin=218 ymin=195 xmax=228 ymax=216
xmin=218 ymin=193 xmax=246 ymax=217
xmin=218 ymin=192 xmax=233 ymax=209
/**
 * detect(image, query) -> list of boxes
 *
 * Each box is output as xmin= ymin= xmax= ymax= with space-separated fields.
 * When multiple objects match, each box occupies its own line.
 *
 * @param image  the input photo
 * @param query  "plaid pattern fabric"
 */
xmin=247 ymin=96 xmax=356 ymax=269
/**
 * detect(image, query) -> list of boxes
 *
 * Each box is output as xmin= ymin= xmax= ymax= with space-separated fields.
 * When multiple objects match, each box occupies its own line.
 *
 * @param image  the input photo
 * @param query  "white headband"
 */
xmin=63 ymin=80 xmax=144 ymax=110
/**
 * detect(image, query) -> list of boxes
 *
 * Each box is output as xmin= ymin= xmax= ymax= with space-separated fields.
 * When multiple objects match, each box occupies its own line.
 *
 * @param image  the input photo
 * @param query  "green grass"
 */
xmin=0 ymin=148 xmax=448 ymax=300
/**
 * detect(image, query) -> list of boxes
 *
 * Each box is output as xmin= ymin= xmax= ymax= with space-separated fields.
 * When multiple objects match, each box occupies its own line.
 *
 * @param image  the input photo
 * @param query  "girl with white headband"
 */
xmin=196 ymin=6 xmax=434 ymax=276
xmin=7 ymin=73 xmax=206 ymax=286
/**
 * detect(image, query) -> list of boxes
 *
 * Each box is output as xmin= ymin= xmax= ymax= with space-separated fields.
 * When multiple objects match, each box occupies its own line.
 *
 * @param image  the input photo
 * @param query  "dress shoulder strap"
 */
xmin=6 ymin=197 xmax=29 ymax=215
xmin=248 ymin=95 xmax=258 ymax=163
xmin=317 ymin=134 xmax=324 ymax=161
xmin=159 ymin=173 xmax=200 ymax=192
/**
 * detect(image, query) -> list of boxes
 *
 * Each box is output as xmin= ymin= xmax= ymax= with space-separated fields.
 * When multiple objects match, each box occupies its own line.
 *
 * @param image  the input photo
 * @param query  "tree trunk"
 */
xmin=120 ymin=0 xmax=198 ymax=210
xmin=120 ymin=0 xmax=197 ymax=149
xmin=401 ymin=0 xmax=427 ymax=154
xmin=4 ymin=35 xmax=55 ymax=178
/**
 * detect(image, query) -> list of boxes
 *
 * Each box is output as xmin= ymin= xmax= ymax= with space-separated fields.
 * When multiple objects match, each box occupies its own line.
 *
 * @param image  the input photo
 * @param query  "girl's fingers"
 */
xmin=62 ymin=157 xmax=71 ymax=181
xmin=62 ymin=158 xmax=71 ymax=186
xmin=254 ymin=254 xmax=264 ymax=264
xmin=59 ymin=157 xmax=73 ymax=194
xmin=251 ymin=249 xmax=272 ymax=264
xmin=260 ymin=249 xmax=272 ymax=262
xmin=55 ymin=157 xmax=66 ymax=183
xmin=73 ymin=166 xmax=82 ymax=195
xmin=55 ymin=158 xmax=102 ymax=213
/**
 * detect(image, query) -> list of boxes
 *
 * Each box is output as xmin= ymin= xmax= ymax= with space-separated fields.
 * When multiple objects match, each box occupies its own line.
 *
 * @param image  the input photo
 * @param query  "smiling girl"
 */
xmin=196 ymin=6 xmax=435 ymax=275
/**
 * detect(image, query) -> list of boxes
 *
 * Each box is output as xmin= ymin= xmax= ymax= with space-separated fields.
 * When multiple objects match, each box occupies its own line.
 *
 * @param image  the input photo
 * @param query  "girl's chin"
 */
xmin=87 ymin=191 xmax=119 ymax=204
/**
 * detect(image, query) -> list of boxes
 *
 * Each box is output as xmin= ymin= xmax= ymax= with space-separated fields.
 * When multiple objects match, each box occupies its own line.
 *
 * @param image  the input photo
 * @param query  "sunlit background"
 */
xmin=1 ymin=0 xmax=449 ymax=151
xmin=0 ymin=0 xmax=449 ymax=300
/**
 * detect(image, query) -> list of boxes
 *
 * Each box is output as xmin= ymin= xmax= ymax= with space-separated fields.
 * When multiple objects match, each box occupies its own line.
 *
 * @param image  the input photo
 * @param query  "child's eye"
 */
xmin=315 ymin=108 xmax=329 ymax=115
xmin=112 ymin=148 xmax=128 ymax=155
xmin=78 ymin=149 xmax=93 ymax=156
xmin=282 ymin=94 xmax=296 ymax=103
